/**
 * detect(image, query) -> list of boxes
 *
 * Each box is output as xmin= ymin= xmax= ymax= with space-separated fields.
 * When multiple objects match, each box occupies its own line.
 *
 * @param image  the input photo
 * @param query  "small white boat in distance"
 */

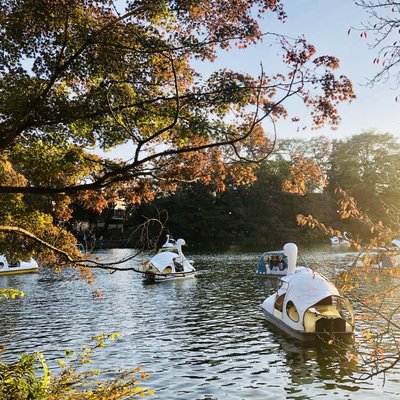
xmin=261 ymin=243 xmax=355 ymax=342
xmin=330 ymin=231 xmax=350 ymax=246
xmin=256 ymin=248 xmax=303 ymax=277
xmin=140 ymin=238 xmax=195 ymax=282
xmin=0 ymin=255 xmax=38 ymax=276
xmin=158 ymin=234 xmax=177 ymax=253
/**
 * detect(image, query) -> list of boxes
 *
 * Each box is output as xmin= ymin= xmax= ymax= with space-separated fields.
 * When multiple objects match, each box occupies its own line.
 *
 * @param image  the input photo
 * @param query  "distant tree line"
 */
xmin=113 ymin=131 xmax=400 ymax=249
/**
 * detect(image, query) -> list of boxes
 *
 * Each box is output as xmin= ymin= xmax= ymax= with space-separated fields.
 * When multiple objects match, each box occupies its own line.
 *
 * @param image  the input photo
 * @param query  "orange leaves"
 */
xmin=77 ymin=190 xmax=109 ymax=214
xmin=313 ymin=55 xmax=340 ymax=70
xmin=336 ymin=188 xmax=361 ymax=220
xmin=281 ymin=154 xmax=327 ymax=196
xmin=372 ymin=347 xmax=385 ymax=361
xmin=53 ymin=195 xmax=74 ymax=222
xmin=346 ymin=351 xmax=360 ymax=364
xmin=296 ymin=214 xmax=326 ymax=232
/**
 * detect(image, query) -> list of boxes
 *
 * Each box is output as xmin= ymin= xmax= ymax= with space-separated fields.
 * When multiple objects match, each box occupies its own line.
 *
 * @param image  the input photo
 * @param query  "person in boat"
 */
xmin=270 ymin=255 xmax=279 ymax=270
xmin=279 ymin=256 xmax=288 ymax=271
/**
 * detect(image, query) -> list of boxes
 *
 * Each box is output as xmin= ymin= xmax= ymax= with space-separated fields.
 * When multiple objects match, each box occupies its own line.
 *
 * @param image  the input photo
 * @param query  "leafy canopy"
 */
xmin=0 ymin=0 xmax=355 ymax=261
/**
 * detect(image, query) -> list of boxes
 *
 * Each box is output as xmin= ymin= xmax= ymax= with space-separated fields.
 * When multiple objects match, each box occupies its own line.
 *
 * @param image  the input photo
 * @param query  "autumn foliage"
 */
xmin=0 ymin=0 xmax=356 ymax=263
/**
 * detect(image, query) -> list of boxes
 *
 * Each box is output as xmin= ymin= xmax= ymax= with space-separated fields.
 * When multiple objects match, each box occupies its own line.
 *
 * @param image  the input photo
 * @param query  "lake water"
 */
xmin=1 ymin=245 xmax=399 ymax=399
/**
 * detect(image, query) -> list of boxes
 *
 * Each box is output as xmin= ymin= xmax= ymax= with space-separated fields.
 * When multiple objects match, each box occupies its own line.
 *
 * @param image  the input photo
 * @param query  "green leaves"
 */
xmin=0 ymin=332 xmax=154 ymax=400
xmin=0 ymin=353 xmax=49 ymax=400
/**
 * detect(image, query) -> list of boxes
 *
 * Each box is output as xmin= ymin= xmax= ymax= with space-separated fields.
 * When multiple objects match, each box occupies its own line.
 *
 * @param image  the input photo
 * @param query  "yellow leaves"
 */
xmin=2 ymin=332 xmax=155 ymax=400
xmin=0 ymin=288 xmax=24 ymax=300
xmin=387 ymin=289 xmax=395 ymax=297
xmin=110 ymin=332 xmax=120 ymax=341
xmin=362 ymin=329 xmax=371 ymax=340
xmin=64 ymin=350 xmax=75 ymax=358
xmin=340 ymin=284 xmax=353 ymax=292
xmin=57 ymin=359 xmax=67 ymax=368
xmin=0 ymin=155 xmax=27 ymax=186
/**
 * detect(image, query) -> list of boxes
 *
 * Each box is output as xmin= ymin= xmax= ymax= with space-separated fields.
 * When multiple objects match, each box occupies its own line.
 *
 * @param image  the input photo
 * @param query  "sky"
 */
xmin=205 ymin=0 xmax=400 ymax=141
xmin=278 ymin=0 xmax=400 ymax=140
xmin=100 ymin=0 xmax=400 ymax=159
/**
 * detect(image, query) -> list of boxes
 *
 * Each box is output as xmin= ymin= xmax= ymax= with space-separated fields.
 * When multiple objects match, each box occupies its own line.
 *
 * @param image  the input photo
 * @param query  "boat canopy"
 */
xmin=391 ymin=239 xmax=400 ymax=248
xmin=279 ymin=269 xmax=341 ymax=317
xmin=257 ymin=251 xmax=288 ymax=272
xmin=148 ymin=252 xmax=178 ymax=272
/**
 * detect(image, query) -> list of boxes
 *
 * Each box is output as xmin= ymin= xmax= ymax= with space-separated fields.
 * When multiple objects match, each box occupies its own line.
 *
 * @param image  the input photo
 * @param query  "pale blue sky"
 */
xmin=274 ymin=0 xmax=400 ymax=140
xmin=100 ymin=1 xmax=400 ymax=159
xmin=202 ymin=0 xmax=400 ymax=141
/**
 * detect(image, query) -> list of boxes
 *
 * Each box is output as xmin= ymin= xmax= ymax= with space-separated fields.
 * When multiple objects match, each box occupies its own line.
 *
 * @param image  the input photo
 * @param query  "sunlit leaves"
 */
xmin=297 ymin=179 xmax=400 ymax=380
xmin=282 ymin=154 xmax=327 ymax=195
xmin=0 ymin=0 xmax=356 ymax=266
xmin=0 ymin=332 xmax=154 ymax=399
xmin=0 ymin=288 xmax=24 ymax=300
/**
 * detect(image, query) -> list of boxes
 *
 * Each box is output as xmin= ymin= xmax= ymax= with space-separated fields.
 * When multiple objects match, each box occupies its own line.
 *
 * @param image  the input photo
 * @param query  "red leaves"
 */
xmin=283 ymin=38 xmax=316 ymax=66
xmin=313 ymin=55 xmax=340 ymax=70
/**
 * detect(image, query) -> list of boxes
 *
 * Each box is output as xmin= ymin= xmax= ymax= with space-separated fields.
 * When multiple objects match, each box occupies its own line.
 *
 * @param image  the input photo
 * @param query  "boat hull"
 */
xmin=261 ymin=307 xmax=353 ymax=342
xmin=0 ymin=267 xmax=38 ymax=276
xmin=256 ymin=271 xmax=285 ymax=278
xmin=143 ymin=270 xmax=196 ymax=283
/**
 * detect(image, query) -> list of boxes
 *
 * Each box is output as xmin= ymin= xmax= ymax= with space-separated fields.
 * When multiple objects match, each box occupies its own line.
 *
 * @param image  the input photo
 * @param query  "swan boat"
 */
xmin=330 ymin=231 xmax=350 ymax=246
xmin=261 ymin=243 xmax=355 ymax=342
xmin=138 ymin=238 xmax=196 ymax=282
xmin=0 ymin=255 xmax=38 ymax=276
xmin=157 ymin=234 xmax=177 ymax=253
xmin=256 ymin=247 xmax=305 ymax=277
xmin=348 ymin=239 xmax=400 ymax=269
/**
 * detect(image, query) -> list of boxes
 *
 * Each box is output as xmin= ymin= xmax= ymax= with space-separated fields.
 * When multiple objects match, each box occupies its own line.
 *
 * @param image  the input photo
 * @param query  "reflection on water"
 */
xmin=0 ymin=246 xmax=399 ymax=399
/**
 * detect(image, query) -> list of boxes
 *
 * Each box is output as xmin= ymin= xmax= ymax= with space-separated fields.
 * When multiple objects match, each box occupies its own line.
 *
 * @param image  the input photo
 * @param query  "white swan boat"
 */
xmin=330 ymin=231 xmax=350 ymax=246
xmin=349 ymin=239 xmax=400 ymax=269
xmin=261 ymin=243 xmax=355 ymax=342
xmin=256 ymin=248 xmax=304 ymax=277
xmin=139 ymin=238 xmax=196 ymax=282
xmin=157 ymin=234 xmax=177 ymax=253
xmin=0 ymin=255 xmax=38 ymax=276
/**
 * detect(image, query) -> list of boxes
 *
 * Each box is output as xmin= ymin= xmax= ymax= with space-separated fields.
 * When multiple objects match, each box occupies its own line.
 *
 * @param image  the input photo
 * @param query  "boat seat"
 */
xmin=304 ymin=306 xmax=342 ymax=332
xmin=315 ymin=305 xmax=341 ymax=318
xmin=161 ymin=266 xmax=172 ymax=275
xmin=287 ymin=305 xmax=299 ymax=322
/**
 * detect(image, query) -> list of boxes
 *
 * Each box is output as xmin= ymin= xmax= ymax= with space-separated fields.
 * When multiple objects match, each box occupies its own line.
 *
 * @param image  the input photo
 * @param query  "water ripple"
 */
xmin=0 ymin=247 xmax=399 ymax=399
